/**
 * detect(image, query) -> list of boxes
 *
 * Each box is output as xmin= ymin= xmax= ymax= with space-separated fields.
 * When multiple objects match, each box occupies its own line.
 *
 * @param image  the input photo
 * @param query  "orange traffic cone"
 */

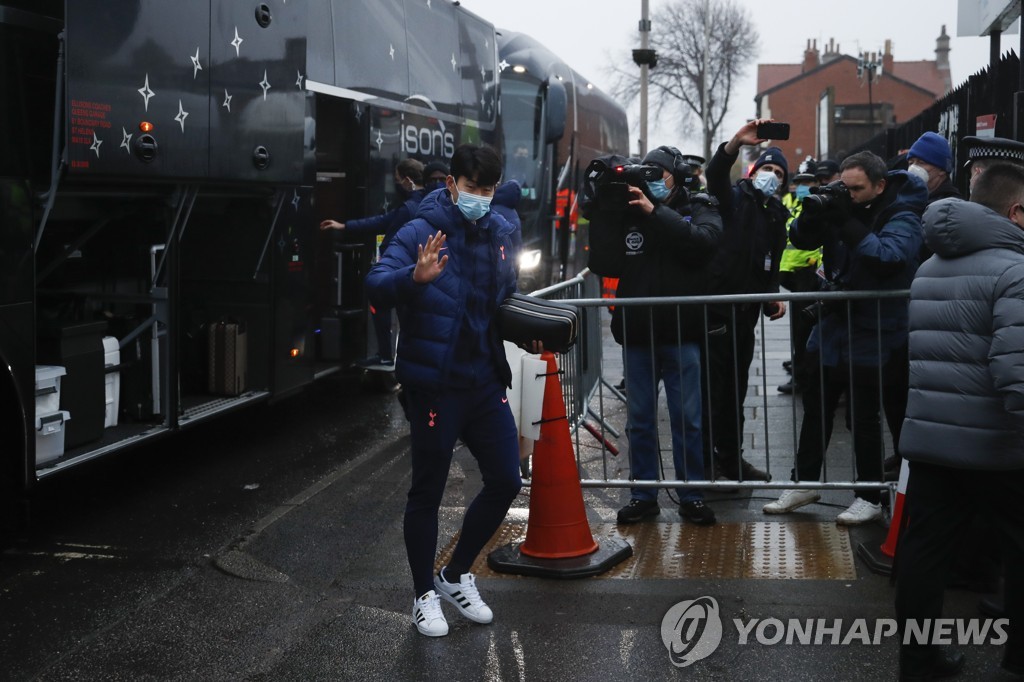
xmin=520 ymin=351 xmax=599 ymax=559
xmin=880 ymin=458 xmax=910 ymax=558
xmin=488 ymin=351 xmax=632 ymax=577
xmin=857 ymin=458 xmax=909 ymax=576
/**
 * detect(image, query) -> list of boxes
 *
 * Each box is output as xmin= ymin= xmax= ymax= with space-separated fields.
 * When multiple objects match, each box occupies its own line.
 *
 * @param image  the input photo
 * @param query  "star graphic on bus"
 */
xmin=296 ymin=70 xmax=304 ymax=88
xmin=260 ymin=70 xmax=271 ymax=100
xmin=191 ymin=48 xmax=202 ymax=79
xmin=223 ymin=89 xmax=232 ymax=112
xmin=291 ymin=190 xmax=301 ymax=211
xmin=174 ymin=100 xmax=188 ymax=132
xmin=389 ymin=44 xmax=395 ymax=60
xmin=231 ymin=27 xmax=243 ymax=57
xmin=451 ymin=53 xmax=457 ymax=71
xmin=90 ymin=131 xmax=102 ymax=157
xmin=138 ymin=73 xmax=155 ymax=111
xmin=120 ymin=127 xmax=132 ymax=154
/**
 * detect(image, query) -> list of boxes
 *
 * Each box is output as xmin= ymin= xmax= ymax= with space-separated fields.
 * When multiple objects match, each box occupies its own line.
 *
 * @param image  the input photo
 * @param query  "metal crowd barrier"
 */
xmin=534 ymin=272 xmax=907 ymax=495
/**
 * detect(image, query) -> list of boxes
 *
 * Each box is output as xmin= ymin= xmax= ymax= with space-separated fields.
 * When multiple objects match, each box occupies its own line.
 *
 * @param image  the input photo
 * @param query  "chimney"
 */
xmin=822 ymin=37 xmax=841 ymax=64
xmin=935 ymin=24 xmax=952 ymax=92
xmin=882 ymin=39 xmax=894 ymax=74
xmin=802 ymin=38 xmax=820 ymax=72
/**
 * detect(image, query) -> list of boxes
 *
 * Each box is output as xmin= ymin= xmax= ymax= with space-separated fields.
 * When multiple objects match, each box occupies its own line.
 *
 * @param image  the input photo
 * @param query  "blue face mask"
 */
xmin=753 ymin=170 xmax=781 ymax=197
xmin=794 ymin=185 xmax=812 ymax=200
xmin=647 ymin=178 xmax=670 ymax=200
xmin=425 ymin=179 xmax=445 ymax=192
xmin=455 ymin=189 xmax=492 ymax=221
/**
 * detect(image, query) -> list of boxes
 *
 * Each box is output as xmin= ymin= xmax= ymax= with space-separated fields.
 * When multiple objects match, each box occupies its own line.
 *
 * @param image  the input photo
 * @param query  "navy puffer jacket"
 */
xmin=900 ymin=199 xmax=1024 ymax=470
xmin=365 ymin=188 xmax=519 ymax=390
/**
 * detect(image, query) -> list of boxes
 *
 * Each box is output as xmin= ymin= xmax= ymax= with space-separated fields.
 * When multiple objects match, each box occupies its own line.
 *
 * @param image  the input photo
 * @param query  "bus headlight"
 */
xmin=518 ymin=249 xmax=542 ymax=271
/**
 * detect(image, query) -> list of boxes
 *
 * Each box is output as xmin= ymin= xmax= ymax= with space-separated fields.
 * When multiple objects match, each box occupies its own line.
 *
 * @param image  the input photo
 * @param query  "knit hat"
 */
xmin=642 ymin=145 xmax=684 ymax=174
xmin=423 ymin=160 xmax=450 ymax=179
xmin=752 ymin=146 xmax=789 ymax=187
xmin=908 ymin=132 xmax=952 ymax=174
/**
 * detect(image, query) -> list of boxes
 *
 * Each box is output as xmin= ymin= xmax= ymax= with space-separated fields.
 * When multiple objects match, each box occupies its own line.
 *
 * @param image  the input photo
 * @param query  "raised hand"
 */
xmin=413 ymin=230 xmax=448 ymax=283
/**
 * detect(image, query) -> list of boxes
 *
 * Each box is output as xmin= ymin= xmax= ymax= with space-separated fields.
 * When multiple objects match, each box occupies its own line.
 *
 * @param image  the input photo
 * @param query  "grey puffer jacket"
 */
xmin=900 ymin=198 xmax=1024 ymax=470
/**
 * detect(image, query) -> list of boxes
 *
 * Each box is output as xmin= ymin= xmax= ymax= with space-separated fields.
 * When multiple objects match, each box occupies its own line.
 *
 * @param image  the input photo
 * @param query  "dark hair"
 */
xmin=840 ymin=151 xmax=887 ymax=184
xmin=970 ymin=162 xmax=1024 ymax=214
xmin=396 ymin=158 xmax=424 ymax=184
xmin=449 ymin=144 xmax=503 ymax=186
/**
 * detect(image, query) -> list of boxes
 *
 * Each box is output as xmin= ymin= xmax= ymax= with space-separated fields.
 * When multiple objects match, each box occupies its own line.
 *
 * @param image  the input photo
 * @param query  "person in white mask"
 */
xmin=702 ymin=119 xmax=790 ymax=484
xmin=906 ymin=131 xmax=960 ymax=204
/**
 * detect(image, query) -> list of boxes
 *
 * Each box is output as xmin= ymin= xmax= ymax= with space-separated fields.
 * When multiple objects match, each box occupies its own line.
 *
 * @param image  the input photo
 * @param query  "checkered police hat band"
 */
xmin=969 ymin=146 xmax=1024 ymax=162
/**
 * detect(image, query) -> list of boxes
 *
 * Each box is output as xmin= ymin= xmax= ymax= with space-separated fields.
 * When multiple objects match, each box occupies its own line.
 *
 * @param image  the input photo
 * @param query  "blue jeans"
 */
xmin=625 ymin=343 xmax=705 ymax=504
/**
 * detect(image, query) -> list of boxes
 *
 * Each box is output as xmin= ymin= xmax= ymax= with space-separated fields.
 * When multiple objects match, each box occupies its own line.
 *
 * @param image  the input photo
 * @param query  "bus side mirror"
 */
xmin=544 ymin=79 xmax=567 ymax=144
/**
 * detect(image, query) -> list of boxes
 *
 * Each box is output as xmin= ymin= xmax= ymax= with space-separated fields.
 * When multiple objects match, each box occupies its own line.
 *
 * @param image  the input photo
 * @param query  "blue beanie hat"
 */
xmin=908 ymin=132 xmax=952 ymax=174
xmin=752 ymin=146 xmax=789 ymax=187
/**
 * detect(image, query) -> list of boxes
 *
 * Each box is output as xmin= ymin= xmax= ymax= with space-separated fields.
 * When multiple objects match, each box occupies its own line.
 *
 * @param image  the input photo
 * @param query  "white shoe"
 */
xmin=836 ymin=498 xmax=882 ymax=525
xmin=434 ymin=569 xmax=493 ymax=624
xmin=762 ymin=489 xmax=821 ymax=514
xmin=412 ymin=590 xmax=448 ymax=637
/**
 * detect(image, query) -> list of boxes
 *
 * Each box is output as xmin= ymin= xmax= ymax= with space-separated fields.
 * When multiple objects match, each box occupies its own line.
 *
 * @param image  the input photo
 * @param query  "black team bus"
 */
xmin=0 ymin=1 xmax=627 ymax=539
xmin=497 ymin=31 xmax=630 ymax=290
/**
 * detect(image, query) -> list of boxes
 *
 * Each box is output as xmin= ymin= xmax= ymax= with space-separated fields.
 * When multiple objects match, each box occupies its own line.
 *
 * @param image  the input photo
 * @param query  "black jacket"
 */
xmin=611 ymin=190 xmax=723 ymax=345
xmin=705 ymin=143 xmax=789 ymax=304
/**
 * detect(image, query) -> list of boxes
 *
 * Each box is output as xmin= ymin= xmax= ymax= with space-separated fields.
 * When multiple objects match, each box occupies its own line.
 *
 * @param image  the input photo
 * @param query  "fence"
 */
xmin=851 ymin=52 xmax=1021 ymax=194
xmin=534 ymin=271 xmax=905 ymax=496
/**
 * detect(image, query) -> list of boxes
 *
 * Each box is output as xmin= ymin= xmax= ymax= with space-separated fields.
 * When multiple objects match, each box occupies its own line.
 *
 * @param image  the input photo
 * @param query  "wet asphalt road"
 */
xmin=0 ymin=352 xmax=1017 ymax=681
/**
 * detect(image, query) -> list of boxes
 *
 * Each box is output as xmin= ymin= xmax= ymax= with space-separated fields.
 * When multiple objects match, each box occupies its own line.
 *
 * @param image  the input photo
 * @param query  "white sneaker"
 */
xmin=762 ymin=489 xmax=821 ymax=514
xmin=836 ymin=498 xmax=882 ymax=526
xmin=412 ymin=590 xmax=448 ymax=637
xmin=433 ymin=569 xmax=493 ymax=624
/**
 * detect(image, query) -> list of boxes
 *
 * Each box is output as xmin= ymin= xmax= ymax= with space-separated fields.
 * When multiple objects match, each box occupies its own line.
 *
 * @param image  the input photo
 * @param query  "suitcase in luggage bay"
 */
xmin=208 ymin=321 xmax=247 ymax=395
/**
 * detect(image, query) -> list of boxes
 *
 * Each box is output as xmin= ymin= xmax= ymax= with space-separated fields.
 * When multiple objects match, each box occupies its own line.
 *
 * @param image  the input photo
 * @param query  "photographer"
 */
xmin=703 ymin=120 xmax=790 ymax=483
xmin=603 ymin=146 xmax=724 ymax=526
xmin=763 ymin=151 xmax=927 ymax=524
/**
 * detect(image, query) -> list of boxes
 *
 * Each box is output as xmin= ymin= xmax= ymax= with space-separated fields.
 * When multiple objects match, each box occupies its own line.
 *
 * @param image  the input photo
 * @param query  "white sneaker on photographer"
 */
xmin=412 ymin=590 xmax=448 ymax=637
xmin=762 ymin=489 xmax=820 ymax=514
xmin=836 ymin=498 xmax=882 ymax=525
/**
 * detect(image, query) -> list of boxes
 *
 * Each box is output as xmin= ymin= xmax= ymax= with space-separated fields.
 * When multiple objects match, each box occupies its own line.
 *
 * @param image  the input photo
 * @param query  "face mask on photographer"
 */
xmin=752 ymin=170 xmax=781 ymax=197
xmin=647 ymin=178 xmax=671 ymax=201
xmin=794 ymin=184 xmax=813 ymax=200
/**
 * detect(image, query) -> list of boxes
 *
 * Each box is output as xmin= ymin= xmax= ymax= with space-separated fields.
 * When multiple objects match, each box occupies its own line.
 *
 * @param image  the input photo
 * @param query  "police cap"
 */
xmin=681 ymin=153 xmax=705 ymax=168
xmin=961 ymin=136 xmax=1024 ymax=167
xmin=815 ymin=159 xmax=840 ymax=180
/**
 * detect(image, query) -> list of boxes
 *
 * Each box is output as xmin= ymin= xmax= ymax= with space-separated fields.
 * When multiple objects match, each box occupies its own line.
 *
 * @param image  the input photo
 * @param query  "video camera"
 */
xmin=583 ymin=158 xmax=662 ymax=211
xmin=802 ymin=180 xmax=850 ymax=215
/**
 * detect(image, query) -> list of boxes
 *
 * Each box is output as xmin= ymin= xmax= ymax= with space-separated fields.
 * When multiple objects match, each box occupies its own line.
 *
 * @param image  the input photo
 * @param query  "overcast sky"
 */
xmin=459 ymin=0 xmax=1016 ymax=157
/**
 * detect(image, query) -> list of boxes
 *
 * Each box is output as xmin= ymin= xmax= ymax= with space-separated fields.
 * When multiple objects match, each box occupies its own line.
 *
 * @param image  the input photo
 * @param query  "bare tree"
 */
xmin=612 ymin=0 xmax=758 ymax=160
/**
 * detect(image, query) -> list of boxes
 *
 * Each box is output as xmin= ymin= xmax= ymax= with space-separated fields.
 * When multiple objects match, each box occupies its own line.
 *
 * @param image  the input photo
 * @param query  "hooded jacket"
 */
xmin=790 ymin=170 xmax=927 ymax=367
xmin=611 ymin=190 xmax=723 ymax=345
xmin=899 ymin=199 xmax=1024 ymax=470
xmin=365 ymin=188 xmax=519 ymax=390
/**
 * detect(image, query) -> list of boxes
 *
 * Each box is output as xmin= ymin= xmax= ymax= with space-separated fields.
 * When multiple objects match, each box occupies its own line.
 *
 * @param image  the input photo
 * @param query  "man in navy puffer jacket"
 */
xmin=366 ymin=144 xmax=522 ymax=639
xmin=894 ymin=162 xmax=1024 ymax=680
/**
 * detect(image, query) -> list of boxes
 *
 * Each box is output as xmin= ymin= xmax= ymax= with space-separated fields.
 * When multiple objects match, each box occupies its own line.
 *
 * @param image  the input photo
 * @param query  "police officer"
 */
xmin=961 ymin=135 xmax=1024 ymax=192
xmin=778 ymin=158 xmax=822 ymax=395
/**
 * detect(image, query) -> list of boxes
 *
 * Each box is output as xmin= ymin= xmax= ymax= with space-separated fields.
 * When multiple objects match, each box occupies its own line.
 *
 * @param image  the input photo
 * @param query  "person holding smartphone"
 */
xmin=702 ymin=119 xmax=790 ymax=483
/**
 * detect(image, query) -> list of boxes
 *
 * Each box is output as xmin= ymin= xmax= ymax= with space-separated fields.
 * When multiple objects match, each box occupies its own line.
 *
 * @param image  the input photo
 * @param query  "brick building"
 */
xmin=754 ymin=27 xmax=952 ymax=163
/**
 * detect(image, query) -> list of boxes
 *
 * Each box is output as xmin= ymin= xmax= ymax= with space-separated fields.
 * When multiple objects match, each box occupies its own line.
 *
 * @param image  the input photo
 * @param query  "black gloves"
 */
xmin=838 ymin=217 xmax=871 ymax=246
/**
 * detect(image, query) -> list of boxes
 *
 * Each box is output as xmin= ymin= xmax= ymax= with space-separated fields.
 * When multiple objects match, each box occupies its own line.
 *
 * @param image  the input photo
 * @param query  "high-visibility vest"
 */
xmin=601 ymin=277 xmax=619 ymax=311
xmin=780 ymin=193 xmax=822 ymax=273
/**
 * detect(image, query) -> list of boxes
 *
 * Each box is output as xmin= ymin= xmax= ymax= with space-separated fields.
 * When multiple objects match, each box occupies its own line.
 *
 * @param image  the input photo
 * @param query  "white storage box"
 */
xmin=35 ymin=410 xmax=71 ymax=466
xmin=35 ymin=365 xmax=67 ymax=414
xmin=102 ymin=336 xmax=120 ymax=428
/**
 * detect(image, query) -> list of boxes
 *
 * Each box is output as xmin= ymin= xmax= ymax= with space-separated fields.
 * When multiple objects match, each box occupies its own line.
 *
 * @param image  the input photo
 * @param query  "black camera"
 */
xmin=801 ymin=281 xmax=846 ymax=322
xmin=802 ymin=180 xmax=850 ymax=214
xmin=584 ymin=159 xmax=662 ymax=211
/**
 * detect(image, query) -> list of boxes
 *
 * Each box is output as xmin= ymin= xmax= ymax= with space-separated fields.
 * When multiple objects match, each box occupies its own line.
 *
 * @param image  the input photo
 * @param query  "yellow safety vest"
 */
xmin=780 ymin=193 xmax=822 ymax=273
